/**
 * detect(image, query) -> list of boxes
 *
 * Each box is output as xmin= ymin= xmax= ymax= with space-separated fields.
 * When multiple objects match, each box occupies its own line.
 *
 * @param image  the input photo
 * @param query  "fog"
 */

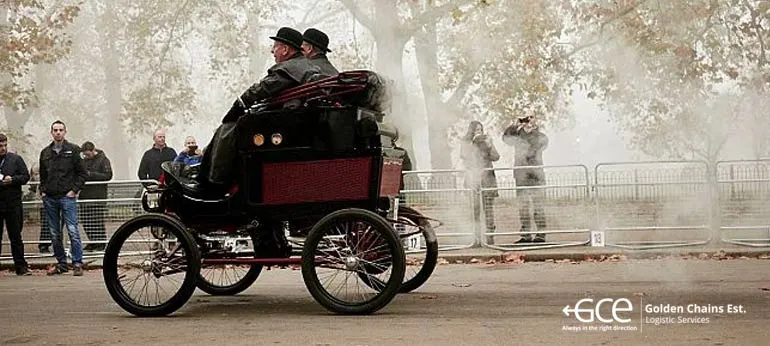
xmin=3 ymin=0 xmax=770 ymax=262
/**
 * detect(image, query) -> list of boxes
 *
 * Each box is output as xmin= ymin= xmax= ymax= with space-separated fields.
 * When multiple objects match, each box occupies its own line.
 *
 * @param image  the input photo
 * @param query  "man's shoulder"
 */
xmin=270 ymin=56 xmax=320 ymax=73
xmin=6 ymin=151 xmax=24 ymax=163
xmin=64 ymin=142 xmax=81 ymax=152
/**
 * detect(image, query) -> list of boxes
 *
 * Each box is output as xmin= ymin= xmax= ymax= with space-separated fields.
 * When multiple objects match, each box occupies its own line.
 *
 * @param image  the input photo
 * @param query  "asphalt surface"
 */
xmin=2 ymin=258 xmax=770 ymax=346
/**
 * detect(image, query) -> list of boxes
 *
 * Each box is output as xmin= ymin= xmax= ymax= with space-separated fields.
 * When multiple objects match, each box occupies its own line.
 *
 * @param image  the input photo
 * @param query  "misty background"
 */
xmin=2 ymin=0 xmax=769 ymax=179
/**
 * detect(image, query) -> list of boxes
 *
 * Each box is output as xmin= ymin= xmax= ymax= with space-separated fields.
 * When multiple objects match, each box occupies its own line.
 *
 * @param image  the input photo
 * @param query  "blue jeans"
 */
xmin=43 ymin=195 xmax=83 ymax=266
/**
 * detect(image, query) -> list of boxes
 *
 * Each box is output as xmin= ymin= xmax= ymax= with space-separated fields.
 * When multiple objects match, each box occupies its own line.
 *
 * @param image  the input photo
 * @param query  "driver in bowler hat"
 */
xmin=301 ymin=28 xmax=339 ymax=76
xmin=202 ymin=27 xmax=324 ymax=189
xmin=219 ymin=26 xmax=323 ymax=123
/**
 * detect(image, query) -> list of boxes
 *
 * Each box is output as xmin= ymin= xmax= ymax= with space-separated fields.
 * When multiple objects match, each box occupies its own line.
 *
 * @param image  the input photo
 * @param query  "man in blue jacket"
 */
xmin=174 ymin=136 xmax=202 ymax=165
xmin=0 ymin=133 xmax=31 ymax=275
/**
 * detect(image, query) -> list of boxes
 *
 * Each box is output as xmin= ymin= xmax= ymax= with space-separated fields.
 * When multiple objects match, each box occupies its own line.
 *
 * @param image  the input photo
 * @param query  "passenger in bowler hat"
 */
xmin=301 ymin=28 xmax=339 ymax=76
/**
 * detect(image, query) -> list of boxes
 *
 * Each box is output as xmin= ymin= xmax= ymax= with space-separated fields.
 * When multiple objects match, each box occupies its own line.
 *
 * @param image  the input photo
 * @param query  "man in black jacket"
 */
xmin=39 ymin=120 xmax=88 ymax=276
xmin=301 ymin=28 xmax=339 ymax=76
xmin=138 ymin=128 xmax=177 ymax=184
xmin=80 ymin=141 xmax=113 ymax=251
xmin=200 ymin=27 xmax=324 ymax=190
xmin=0 ymin=133 xmax=31 ymax=275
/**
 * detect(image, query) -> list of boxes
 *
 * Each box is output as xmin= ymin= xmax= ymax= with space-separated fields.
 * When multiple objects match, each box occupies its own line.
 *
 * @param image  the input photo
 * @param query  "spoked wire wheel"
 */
xmin=393 ymin=211 xmax=439 ymax=293
xmin=102 ymin=214 xmax=200 ymax=317
xmin=301 ymin=208 xmax=405 ymax=314
xmin=197 ymin=228 xmax=263 ymax=296
xmin=359 ymin=210 xmax=439 ymax=293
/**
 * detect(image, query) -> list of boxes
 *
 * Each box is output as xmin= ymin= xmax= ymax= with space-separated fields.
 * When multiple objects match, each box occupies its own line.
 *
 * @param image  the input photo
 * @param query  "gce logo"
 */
xmin=562 ymin=298 xmax=633 ymax=323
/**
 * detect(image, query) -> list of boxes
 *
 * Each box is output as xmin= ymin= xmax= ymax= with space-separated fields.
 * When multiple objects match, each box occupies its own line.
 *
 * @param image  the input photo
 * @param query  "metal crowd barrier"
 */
xmin=400 ymin=169 xmax=495 ymax=251
xmin=593 ymin=161 xmax=713 ymax=250
xmin=0 ymin=180 xmax=154 ymax=262
xmin=479 ymin=165 xmax=592 ymax=250
xmin=399 ymin=188 xmax=478 ymax=251
xmin=716 ymin=160 xmax=770 ymax=247
xmin=9 ymin=160 xmax=770 ymax=264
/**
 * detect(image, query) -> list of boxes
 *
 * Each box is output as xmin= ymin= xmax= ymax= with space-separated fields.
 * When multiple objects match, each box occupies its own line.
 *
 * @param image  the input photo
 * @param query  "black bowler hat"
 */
xmin=302 ymin=28 xmax=331 ymax=53
xmin=270 ymin=27 xmax=303 ymax=51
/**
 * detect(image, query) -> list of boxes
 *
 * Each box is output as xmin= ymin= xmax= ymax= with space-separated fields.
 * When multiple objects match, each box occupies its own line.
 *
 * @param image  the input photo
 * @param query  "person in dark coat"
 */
xmin=301 ymin=28 xmax=339 ymax=76
xmin=502 ymin=115 xmax=549 ymax=243
xmin=200 ymin=27 xmax=325 ymax=191
xmin=460 ymin=121 xmax=500 ymax=245
xmin=79 ymin=141 xmax=113 ymax=251
xmin=138 ymin=128 xmax=177 ymax=184
xmin=39 ymin=120 xmax=88 ymax=276
xmin=0 ymin=133 xmax=32 ymax=275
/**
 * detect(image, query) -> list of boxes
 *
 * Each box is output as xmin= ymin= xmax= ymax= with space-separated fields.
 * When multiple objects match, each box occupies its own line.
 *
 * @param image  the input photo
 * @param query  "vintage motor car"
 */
xmin=101 ymin=70 xmax=440 ymax=317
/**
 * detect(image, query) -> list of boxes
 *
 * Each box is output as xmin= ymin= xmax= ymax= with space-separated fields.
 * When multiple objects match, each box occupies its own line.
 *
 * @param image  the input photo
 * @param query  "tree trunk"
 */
xmin=414 ymin=21 xmax=453 ymax=170
xmin=247 ymin=1 xmax=267 ymax=80
xmin=373 ymin=1 xmax=415 ymax=167
xmin=100 ymin=2 xmax=130 ymax=179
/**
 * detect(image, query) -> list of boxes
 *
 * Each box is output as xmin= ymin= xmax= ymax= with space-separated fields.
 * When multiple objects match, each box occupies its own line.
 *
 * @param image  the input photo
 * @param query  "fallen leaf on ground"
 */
xmin=469 ymin=258 xmax=480 ymax=264
xmin=485 ymin=258 xmax=497 ymax=264
xmin=452 ymin=283 xmax=472 ymax=288
xmin=419 ymin=295 xmax=438 ymax=300
xmin=502 ymin=252 xmax=526 ymax=264
xmin=438 ymin=258 xmax=450 ymax=265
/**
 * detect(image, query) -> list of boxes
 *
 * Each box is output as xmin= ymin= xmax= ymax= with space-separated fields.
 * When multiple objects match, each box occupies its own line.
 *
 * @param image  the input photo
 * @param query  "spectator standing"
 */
xmin=138 ymin=128 xmax=176 ymax=184
xmin=502 ymin=115 xmax=549 ymax=243
xmin=460 ymin=121 xmax=500 ymax=245
xmin=39 ymin=120 xmax=87 ymax=276
xmin=28 ymin=162 xmax=53 ymax=253
xmin=80 ymin=141 xmax=113 ymax=251
xmin=174 ymin=136 xmax=202 ymax=165
xmin=0 ymin=133 xmax=32 ymax=275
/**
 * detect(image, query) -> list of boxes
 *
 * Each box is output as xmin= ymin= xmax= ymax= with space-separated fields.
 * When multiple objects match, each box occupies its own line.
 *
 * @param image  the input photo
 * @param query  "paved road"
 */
xmin=1 ymin=259 xmax=769 ymax=346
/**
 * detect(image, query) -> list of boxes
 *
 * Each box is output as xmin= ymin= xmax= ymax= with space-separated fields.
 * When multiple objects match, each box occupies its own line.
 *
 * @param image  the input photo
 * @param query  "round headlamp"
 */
xmin=253 ymin=134 xmax=264 ymax=146
xmin=271 ymin=133 xmax=283 ymax=145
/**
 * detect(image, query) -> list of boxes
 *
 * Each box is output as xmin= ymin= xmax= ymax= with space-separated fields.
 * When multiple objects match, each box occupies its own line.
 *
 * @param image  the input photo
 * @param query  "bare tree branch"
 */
xmin=402 ymin=0 xmax=476 ymax=37
xmin=444 ymin=60 xmax=487 ymax=110
xmin=546 ymin=0 xmax=650 ymax=68
xmin=296 ymin=9 xmax=345 ymax=29
xmin=338 ymin=0 xmax=374 ymax=32
xmin=742 ymin=0 xmax=767 ymax=67
xmin=600 ymin=0 xmax=650 ymax=32
xmin=159 ymin=0 xmax=194 ymax=72
xmin=695 ymin=0 xmax=718 ymax=39
xmin=299 ymin=0 xmax=323 ymax=24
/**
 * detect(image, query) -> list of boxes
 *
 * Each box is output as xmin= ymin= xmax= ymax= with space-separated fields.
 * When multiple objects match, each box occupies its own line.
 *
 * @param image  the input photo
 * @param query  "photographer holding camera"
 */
xmin=460 ymin=121 xmax=500 ymax=245
xmin=503 ymin=114 xmax=549 ymax=243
